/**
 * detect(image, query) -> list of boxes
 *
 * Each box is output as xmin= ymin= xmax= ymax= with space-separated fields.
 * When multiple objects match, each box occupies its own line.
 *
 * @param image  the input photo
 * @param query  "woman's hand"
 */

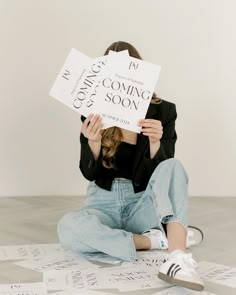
xmin=81 ymin=114 xmax=103 ymax=143
xmin=138 ymin=119 xmax=163 ymax=144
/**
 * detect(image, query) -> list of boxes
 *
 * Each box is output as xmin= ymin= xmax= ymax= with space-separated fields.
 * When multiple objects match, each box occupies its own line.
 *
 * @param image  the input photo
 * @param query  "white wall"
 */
xmin=0 ymin=0 xmax=235 ymax=197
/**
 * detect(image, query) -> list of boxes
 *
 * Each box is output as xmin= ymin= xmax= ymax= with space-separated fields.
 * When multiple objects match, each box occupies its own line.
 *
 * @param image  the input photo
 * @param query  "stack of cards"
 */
xmin=49 ymin=48 xmax=161 ymax=132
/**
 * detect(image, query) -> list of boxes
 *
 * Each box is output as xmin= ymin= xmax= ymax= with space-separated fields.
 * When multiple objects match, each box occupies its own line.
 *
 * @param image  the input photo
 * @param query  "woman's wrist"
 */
xmin=88 ymin=138 xmax=101 ymax=145
xmin=150 ymin=140 xmax=161 ymax=159
xmin=88 ymin=139 xmax=101 ymax=160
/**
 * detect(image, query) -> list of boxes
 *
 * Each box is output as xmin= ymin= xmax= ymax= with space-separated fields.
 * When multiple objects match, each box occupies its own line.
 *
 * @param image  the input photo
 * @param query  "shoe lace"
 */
xmin=180 ymin=253 xmax=198 ymax=273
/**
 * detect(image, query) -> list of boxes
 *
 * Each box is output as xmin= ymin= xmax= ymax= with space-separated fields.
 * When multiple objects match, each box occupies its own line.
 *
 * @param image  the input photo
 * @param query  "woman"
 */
xmin=57 ymin=41 xmax=204 ymax=291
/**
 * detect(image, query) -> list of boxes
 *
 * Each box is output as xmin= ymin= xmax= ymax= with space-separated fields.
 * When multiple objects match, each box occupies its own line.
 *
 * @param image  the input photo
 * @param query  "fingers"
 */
xmin=82 ymin=114 xmax=103 ymax=141
xmin=83 ymin=113 xmax=94 ymax=126
xmin=142 ymin=129 xmax=162 ymax=137
xmin=87 ymin=114 xmax=101 ymax=133
xmin=93 ymin=117 xmax=103 ymax=135
xmin=138 ymin=119 xmax=162 ymax=128
xmin=139 ymin=119 xmax=162 ymax=132
xmin=141 ymin=128 xmax=162 ymax=135
xmin=139 ymin=118 xmax=161 ymax=124
xmin=93 ymin=124 xmax=103 ymax=139
xmin=138 ymin=119 xmax=163 ymax=140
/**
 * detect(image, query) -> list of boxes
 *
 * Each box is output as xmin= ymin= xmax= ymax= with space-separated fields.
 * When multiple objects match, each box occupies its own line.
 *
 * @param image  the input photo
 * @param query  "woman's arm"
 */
xmin=140 ymin=103 xmax=177 ymax=175
xmin=79 ymin=114 xmax=103 ymax=180
xmin=149 ymin=103 xmax=177 ymax=162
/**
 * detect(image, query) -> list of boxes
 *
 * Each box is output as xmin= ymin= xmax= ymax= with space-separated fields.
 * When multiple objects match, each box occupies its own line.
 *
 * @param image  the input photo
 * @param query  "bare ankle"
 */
xmin=133 ymin=234 xmax=151 ymax=250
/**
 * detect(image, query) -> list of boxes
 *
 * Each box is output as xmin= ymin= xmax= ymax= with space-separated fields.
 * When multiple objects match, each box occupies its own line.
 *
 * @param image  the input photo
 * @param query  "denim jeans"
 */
xmin=57 ymin=158 xmax=189 ymax=262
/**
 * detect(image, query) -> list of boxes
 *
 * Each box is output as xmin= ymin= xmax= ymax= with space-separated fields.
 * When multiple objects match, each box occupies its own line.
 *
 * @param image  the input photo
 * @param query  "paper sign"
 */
xmin=43 ymin=269 xmax=111 ymax=291
xmin=49 ymin=48 xmax=92 ymax=114
xmin=82 ymin=252 xmax=122 ymax=265
xmin=94 ymin=53 xmax=161 ymax=132
xmin=152 ymin=286 xmax=216 ymax=295
xmin=15 ymin=255 xmax=98 ymax=272
xmin=49 ymin=49 xmax=128 ymax=120
xmin=121 ymin=250 xmax=167 ymax=271
xmin=0 ymin=283 xmax=47 ymax=295
xmin=51 ymin=290 xmax=115 ymax=295
xmin=98 ymin=265 xmax=170 ymax=291
xmin=43 ymin=269 xmax=87 ymax=291
xmin=49 ymin=48 xmax=161 ymax=132
xmin=0 ymin=244 xmax=63 ymax=261
xmin=199 ymin=261 xmax=236 ymax=288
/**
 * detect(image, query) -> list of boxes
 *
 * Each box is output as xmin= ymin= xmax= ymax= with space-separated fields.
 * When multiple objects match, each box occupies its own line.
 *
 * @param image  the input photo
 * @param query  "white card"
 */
xmin=43 ymin=269 xmax=111 ymax=291
xmin=121 ymin=250 xmax=167 ymax=271
xmin=82 ymin=252 xmax=122 ymax=265
xmin=15 ymin=255 xmax=98 ymax=272
xmin=94 ymin=53 xmax=161 ymax=132
xmin=49 ymin=48 xmax=129 ymax=120
xmin=49 ymin=47 xmax=161 ymax=132
xmin=49 ymin=48 xmax=92 ymax=114
xmin=98 ymin=265 xmax=170 ymax=291
xmin=152 ymin=286 xmax=216 ymax=295
xmin=71 ymin=55 xmax=108 ymax=117
xmin=43 ymin=269 xmax=87 ymax=291
xmin=0 ymin=283 xmax=47 ymax=295
xmin=118 ymin=279 xmax=170 ymax=292
xmin=51 ymin=290 xmax=115 ymax=295
xmin=0 ymin=244 xmax=63 ymax=261
xmin=199 ymin=261 xmax=236 ymax=288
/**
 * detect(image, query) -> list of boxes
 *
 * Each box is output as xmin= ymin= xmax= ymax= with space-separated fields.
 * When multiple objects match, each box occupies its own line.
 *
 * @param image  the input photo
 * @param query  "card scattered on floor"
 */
xmin=0 ymin=243 xmax=235 ymax=294
xmin=199 ymin=261 xmax=236 ymax=288
xmin=152 ymin=286 xmax=216 ymax=294
xmin=121 ymin=250 xmax=167 ymax=271
xmin=83 ymin=252 xmax=122 ymax=264
xmin=51 ymin=290 xmax=116 ymax=295
xmin=43 ymin=269 xmax=107 ymax=291
xmin=0 ymin=283 xmax=47 ymax=295
xmin=0 ymin=244 xmax=63 ymax=261
xmin=15 ymin=255 xmax=98 ymax=272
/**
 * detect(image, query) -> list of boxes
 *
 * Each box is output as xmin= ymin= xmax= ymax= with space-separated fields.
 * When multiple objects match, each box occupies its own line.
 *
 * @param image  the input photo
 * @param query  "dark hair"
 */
xmin=104 ymin=41 xmax=143 ymax=60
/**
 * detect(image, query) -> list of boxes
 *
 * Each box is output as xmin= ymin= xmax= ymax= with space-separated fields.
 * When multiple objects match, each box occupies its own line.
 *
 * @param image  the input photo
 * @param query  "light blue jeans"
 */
xmin=57 ymin=158 xmax=189 ymax=262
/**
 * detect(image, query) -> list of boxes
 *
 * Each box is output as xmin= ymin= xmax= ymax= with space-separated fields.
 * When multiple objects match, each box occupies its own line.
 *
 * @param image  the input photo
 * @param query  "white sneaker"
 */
xmin=158 ymin=251 xmax=204 ymax=291
xmin=142 ymin=227 xmax=203 ymax=250
xmin=187 ymin=226 xmax=204 ymax=248
xmin=142 ymin=229 xmax=168 ymax=249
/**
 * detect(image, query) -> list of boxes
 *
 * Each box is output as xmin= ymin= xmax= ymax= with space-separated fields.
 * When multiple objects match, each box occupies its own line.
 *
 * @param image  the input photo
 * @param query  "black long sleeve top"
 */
xmin=79 ymin=99 xmax=177 ymax=193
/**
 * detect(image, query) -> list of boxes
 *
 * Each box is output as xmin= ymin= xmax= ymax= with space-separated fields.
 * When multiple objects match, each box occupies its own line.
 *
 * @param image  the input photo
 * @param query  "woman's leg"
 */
xmin=144 ymin=158 xmax=189 ymax=247
xmin=124 ymin=158 xmax=188 ymax=251
xmin=57 ymin=207 xmax=136 ymax=261
xmin=133 ymin=234 xmax=151 ymax=249
xmin=139 ymin=158 xmax=204 ymax=290
xmin=167 ymin=222 xmax=186 ymax=252
xmin=132 ymin=223 xmax=187 ymax=252
xmin=57 ymin=180 xmax=139 ymax=262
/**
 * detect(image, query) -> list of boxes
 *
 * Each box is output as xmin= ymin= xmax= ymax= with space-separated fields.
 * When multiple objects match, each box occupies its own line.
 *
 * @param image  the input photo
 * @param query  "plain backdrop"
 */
xmin=0 ymin=0 xmax=235 ymax=197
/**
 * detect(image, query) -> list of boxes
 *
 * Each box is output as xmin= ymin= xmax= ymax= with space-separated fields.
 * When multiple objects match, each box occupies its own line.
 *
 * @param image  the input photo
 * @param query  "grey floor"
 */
xmin=0 ymin=196 xmax=235 ymax=295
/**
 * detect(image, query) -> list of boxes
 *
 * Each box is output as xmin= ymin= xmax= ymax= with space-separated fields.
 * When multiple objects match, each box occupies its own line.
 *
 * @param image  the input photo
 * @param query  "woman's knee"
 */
xmin=57 ymin=208 xmax=101 ymax=239
xmin=159 ymin=158 xmax=181 ymax=168
xmin=172 ymin=158 xmax=188 ymax=183
xmin=57 ymin=210 xmax=86 ymax=241
xmin=159 ymin=158 xmax=188 ymax=183
xmin=57 ymin=210 xmax=91 ymax=252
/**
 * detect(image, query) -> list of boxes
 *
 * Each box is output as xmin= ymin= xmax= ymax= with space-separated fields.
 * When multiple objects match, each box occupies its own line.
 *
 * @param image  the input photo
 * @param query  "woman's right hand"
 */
xmin=81 ymin=114 xmax=103 ymax=142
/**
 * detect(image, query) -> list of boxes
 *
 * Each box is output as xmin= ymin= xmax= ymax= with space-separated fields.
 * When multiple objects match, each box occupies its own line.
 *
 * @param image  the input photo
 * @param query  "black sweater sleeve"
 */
xmin=137 ymin=103 xmax=177 ymax=182
xmin=79 ymin=116 xmax=103 ymax=181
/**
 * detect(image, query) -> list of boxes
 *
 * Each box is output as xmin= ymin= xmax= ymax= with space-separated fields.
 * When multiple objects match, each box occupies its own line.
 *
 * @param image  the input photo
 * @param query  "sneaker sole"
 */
xmin=158 ymin=272 xmax=204 ymax=291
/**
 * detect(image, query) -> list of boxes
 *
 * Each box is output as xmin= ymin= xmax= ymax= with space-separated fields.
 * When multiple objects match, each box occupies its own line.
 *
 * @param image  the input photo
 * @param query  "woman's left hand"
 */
xmin=138 ymin=119 xmax=163 ymax=144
